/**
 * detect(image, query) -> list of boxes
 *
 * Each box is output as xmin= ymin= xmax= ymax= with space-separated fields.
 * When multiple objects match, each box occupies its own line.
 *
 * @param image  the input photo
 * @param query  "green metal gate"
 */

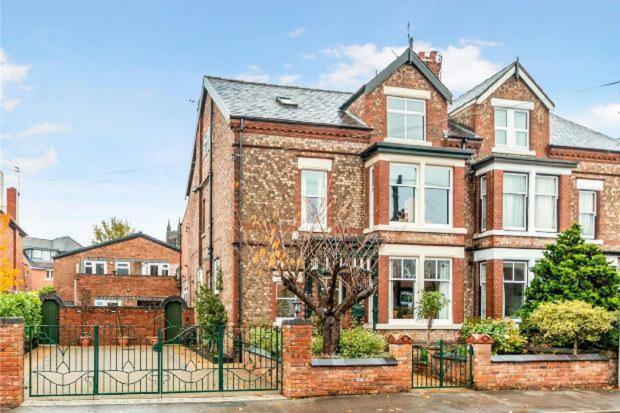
xmin=26 ymin=324 xmax=281 ymax=397
xmin=411 ymin=340 xmax=473 ymax=388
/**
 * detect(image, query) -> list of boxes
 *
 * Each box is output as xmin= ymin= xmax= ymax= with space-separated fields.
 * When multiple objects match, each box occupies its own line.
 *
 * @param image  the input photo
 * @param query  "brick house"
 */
xmin=53 ymin=232 xmax=181 ymax=307
xmin=181 ymin=45 xmax=620 ymax=337
xmin=23 ymin=236 xmax=82 ymax=291
xmin=0 ymin=185 xmax=27 ymax=289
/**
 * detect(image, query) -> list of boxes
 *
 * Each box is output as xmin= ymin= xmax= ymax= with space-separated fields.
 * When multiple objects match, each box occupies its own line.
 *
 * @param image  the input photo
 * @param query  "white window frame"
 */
xmin=503 ymin=261 xmax=528 ymax=318
xmin=274 ymin=279 xmax=296 ymax=323
xmin=145 ymin=263 xmax=170 ymax=276
xmin=479 ymin=262 xmax=486 ymax=319
xmin=503 ymin=172 xmax=528 ymax=231
xmin=41 ymin=250 xmax=51 ymax=261
xmin=45 ymin=269 xmax=53 ymax=280
xmin=534 ymin=175 xmax=558 ymax=232
xmin=389 ymin=163 xmax=418 ymax=224
xmin=32 ymin=249 xmax=42 ymax=259
xmin=94 ymin=299 xmax=122 ymax=307
xmin=115 ymin=261 xmax=130 ymax=275
xmin=84 ymin=260 xmax=107 ymax=275
xmin=423 ymin=166 xmax=452 ymax=227
xmin=494 ymin=108 xmax=529 ymax=149
xmin=300 ymin=170 xmax=328 ymax=231
xmin=579 ymin=190 xmax=597 ymax=239
xmin=368 ymin=166 xmax=374 ymax=227
xmin=422 ymin=258 xmax=452 ymax=321
xmin=480 ymin=175 xmax=487 ymax=232
xmin=388 ymin=257 xmax=418 ymax=323
xmin=387 ymin=96 xmax=426 ymax=142
xmin=202 ymin=129 xmax=210 ymax=156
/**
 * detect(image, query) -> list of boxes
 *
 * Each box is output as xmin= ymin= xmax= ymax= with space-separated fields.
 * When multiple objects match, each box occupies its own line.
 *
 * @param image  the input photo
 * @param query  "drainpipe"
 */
xmin=208 ymin=99 xmax=214 ymax=278
xmin=237 ymin=119 xmax=246 ymax=328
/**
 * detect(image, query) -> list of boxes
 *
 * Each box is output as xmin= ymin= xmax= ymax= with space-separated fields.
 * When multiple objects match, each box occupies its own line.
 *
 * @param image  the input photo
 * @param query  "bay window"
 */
xmin=389 ymin=164 xmax=417 ymax=223
xmin=579 ymin=190 xmax=596 ymax=238
xmin=503 ymin=261 xmax=527 ymax=317
xmin=503 ymin=173 xmax=528 ymax=230
xmin=534 ymin=176 xmax=558 ymax=232
xmin=494 ymin=108 xmax=529 ymax=148
xmin=424 ymin=167 xmax=451 ymax=225
xmin=480 ymin=175 xmax=487 ymax=231
xmin=301 ymin=170 xmax=327 ymax=229
xmin=423 ymin=259 xmax=451 ymax=320
xmin=389 ymin=258 xmax=417 ymax=319
xmin=387 ymin=97 xmax=425 ymax=141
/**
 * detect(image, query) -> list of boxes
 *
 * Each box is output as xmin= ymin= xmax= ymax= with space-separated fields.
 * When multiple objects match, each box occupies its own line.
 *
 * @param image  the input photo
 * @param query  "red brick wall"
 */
xmin=53 ymin=236 xmax=180 ymax=304
xmin=25 ymin=268 xmax=53 ymax=291
xmin=58 ymin=306 xmax=194 ymax=346
xmin=468 ymin=335 xmax=617 ymax=390
xmin=75 ymin=274 xmax=179 ymax=306
xmin=485 ymin=259 xmax=504 ymax=319
xmin=452 ymin=258 xmax=465 ymax=323
xmin=0 ymin=318 xmax=24 ymax=408
xmin=281 ymin=320 xmax=412 ymax=398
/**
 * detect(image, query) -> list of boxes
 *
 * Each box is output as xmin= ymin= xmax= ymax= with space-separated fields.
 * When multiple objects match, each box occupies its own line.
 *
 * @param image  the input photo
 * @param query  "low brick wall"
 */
xmin=281 ymin=319 xmax=412 ymax=398
xmin=0 ymin=318 xmax=24 ymax=408
xmin=468 ymin=334 xmax=617 ymax=390
xmin=75 ymin=274 xmax=180 ymax=306
xmin=58 ymin=306 xmax=194 ymax=346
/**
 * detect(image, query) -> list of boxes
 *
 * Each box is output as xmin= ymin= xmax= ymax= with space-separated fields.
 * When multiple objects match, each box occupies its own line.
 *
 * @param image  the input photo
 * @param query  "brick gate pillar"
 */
xmin=466 ymin=333 xmax=494 ymax=389
xmin=0 ymin=317 xmax=25 ymax=408
xmin=281 ymin=319 xmax=313 ymax=398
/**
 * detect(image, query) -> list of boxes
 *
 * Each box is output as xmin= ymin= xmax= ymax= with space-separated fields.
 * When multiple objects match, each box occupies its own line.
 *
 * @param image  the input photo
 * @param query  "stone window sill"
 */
xmin=364 ymin=224 xmax=467 ymax=235
xmin=311 ymin=357 xmax=397 ymax=367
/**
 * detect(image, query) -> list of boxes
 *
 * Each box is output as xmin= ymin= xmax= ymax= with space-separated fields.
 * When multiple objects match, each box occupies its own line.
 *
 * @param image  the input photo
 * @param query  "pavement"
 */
xmin=11 ymin=389 xmax=620 ymax=412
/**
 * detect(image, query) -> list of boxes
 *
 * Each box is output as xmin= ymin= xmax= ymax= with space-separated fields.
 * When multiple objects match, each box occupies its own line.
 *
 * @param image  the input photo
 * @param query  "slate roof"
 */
xmin=24 ymin=236 xmax=82 ymax=252
xmin=447 ymin=120 xmax=479 ymax=140
xmin=205 ymin=76 xmax=369 ymax=129
xmin=448 ymin=63 xmax=514 ymax=113
xmin=550 ymin=114 xmax=620 ymax=153
xmin=54 ymin=232 xmax=180 ymax=259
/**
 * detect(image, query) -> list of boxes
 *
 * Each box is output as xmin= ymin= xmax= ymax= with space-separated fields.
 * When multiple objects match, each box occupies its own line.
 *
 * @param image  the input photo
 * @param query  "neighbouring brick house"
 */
xmin=23 ymin=236 xmax=82 ymax=291
xmin=53 ymin=232 xmax=181 ymax=306
xmin=181 ymin=44 xmax=620 ymax=337
xmin=0 ymin=182 xmax=27 ymax=290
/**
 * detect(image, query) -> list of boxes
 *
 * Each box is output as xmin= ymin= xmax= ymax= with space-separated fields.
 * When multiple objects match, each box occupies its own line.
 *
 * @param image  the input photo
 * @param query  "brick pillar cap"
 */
xmin=281 ymin=318 xmax=312 ymax=326
xmin=386 ymin=333 xmax=413 ymax=344
xmin=466 ymin=333 xmax=494 ymax=344
xmin=0 ymin=317 xmax=24 ymax=324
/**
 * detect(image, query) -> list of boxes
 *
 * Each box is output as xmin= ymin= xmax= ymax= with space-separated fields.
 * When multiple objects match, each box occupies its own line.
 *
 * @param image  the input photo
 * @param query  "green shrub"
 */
xmin=248 ymin=326 xmax=281 ymax=355
xmin=0 ymin=292 xmax=42 ymax=340
xmin=528 ymin=300 xmax=615 ymax=354
xmin=417 ymin=290 xmax=450 ymax=345
xmin=37 ymin=286 xmax=56 ymax=295
xmin=461 ymin=318 xmax=527 ymax=354
xmin=194 ymin=284 xmax=227 ymax=345
xmin=312 ymin=327 xmax=386 ymax=358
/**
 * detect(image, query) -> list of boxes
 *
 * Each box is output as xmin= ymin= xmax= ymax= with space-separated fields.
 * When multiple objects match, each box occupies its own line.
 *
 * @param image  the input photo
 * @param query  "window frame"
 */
xmin=45 ymin=269 xmax=53 ymax=280
xmin=579 ymin=190 xmax=597 ymax=239
xmin=368 ymin=166 xmax=374 ymax=227
xmin=534 ymin=175 xmax=559 ymax=233
xmin=388 ymin=257 xmax=418 ymax=322
xmin=424 ymin=166 xmax=452 ymax=227
xmin=94 ymin=299 xmax=122 ymax=307
xmin=300 ymin=169 xmax=328 ymax=230
xmin=389 ymin=163 xmax=418 ymax=224
xmin=422 ymin=258 xmax=452 ymax=321
xmin=494 ymin=108 xmax=530 ymax=149
xmin=32 ymin=249 xmax=42 ymax=259
xmin=480 ymin=175 xmax=487 ymax=232
xmin=115 ymin=261 xmax=130 ymax=275
xmin=502 ymin=261 xmax=528 ymax=318
xmin=274 ymin=280 xmax=297 ymax=322
xmin=479 ymin=262 xmax=486 ymax=319
xmin=84 ymin=260 xmax=107 ymax=275
xmin=502 ymin=172 xmax=528 ymax=231
xmin=386 ymin=96 xmax=426 ymax=142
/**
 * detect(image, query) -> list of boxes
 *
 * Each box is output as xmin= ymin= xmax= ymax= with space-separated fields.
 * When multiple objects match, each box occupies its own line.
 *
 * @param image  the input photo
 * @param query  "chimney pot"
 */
xmin=417 ymin=50 xmax=442 ymax=78
xmin=6 ymin=187 xmax=18 ymax=222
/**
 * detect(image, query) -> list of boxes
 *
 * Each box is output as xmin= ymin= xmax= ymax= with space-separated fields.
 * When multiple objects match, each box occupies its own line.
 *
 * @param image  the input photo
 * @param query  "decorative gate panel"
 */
xmin=411 ymin=340 xmax=473 ymax=388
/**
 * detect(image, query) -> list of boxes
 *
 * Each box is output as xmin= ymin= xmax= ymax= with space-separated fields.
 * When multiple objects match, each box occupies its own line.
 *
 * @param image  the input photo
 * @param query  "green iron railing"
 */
xmin=25 ymin=324 xmax=281 ymax=397
xmin=411 ymin=340 xmax=474 ymax=388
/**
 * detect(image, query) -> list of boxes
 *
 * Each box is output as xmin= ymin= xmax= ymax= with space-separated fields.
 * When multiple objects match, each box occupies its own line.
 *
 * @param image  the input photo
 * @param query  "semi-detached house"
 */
xmin=181 ymin=45 xmax=620 ymax=339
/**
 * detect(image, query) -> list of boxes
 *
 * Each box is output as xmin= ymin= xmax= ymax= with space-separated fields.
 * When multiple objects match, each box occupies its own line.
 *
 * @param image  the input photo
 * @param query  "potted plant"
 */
xmin=114 ymin=309 xmax=130 ymax=346
xmin=417 ymin=290 xmax=449 ymax=345
xmin=117 ymin=336 xmax=130 ymax=346
xmin=79 ymin=332 xmax=91 ymax=347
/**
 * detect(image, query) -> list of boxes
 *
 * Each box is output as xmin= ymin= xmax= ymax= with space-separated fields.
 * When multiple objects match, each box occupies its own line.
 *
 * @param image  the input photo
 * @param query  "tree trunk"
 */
xmin=573 ymin=339 xmax=579 ymax=355
xmin=322 ymin=315 xmax=341 ymax=356
xmin=427 ymin=318 xmax=434 ymax=346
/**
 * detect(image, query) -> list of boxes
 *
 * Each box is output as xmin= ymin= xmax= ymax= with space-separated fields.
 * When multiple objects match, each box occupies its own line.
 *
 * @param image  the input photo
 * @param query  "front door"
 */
xmin=41 ymin=299 xmax=60 ymax=344
xmin=165 ymin=301 xmax=182 ymax=343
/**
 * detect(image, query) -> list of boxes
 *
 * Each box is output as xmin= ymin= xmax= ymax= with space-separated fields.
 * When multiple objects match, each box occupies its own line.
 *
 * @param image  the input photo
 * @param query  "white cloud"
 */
xmin=458 ymin=38 xmax=502 ymax=48
xmin=0 ymin=49 xmax=31 ymax=112
xmin=278 ymin=74 xmax=300 ymax=85
xmin=235 ymin=64 xmax=270 ymax=83
xmin=574 ymin=103 xmax=620 ymax=138
xmin=283 ymin=63 xmax=294 ymax=69
xmin=288 ymin=27 xmax=306 ymax=38
xmin=4 ymin=148 xmax=58 ymax=175
xmin=300 ymin=53 xmax=315 ymax=60
xmin=315 ymin=39 xmax=501 ymax=94
xmin=2 ymin=122 xmax=69 ymax=140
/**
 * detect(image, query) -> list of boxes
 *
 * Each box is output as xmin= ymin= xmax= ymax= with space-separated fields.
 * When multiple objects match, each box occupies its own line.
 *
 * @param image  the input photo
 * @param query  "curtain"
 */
xmin=503 ymin=174 xmax=527 ymax=228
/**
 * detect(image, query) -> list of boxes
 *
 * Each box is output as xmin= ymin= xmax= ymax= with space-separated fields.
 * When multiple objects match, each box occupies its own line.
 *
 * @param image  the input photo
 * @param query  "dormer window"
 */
xmin=276 ymin=96 xmax=298 ymax=107
xmin=387 ymin=97 xmax=425 ymax=141
xmin=494 ymin=108 xmax=529 ymax=148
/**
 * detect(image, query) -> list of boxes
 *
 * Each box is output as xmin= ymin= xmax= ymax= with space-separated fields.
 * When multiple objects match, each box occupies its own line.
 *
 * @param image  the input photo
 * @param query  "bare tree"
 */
xmin=244 ymin=197 xmax=382 ymax=356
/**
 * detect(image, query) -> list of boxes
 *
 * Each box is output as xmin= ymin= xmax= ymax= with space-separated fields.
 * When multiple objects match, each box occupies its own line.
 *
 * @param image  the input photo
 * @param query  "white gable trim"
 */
xmin=474 ymin=161 xmax=572 ymax=176
xmin=297 ymin=157 xmax=333 ymax=171
xmin=491 ymin=98 xmax=535 ymax=111
xmin=202 ymin=78 xmax=231 ymax=120
xmin=576 ymin=179 xmax=604 ymax=191
xmin=476 ymin=66 xmax=554 ymax=110
xmin=383 ymin=86 xmax=431 ymax=100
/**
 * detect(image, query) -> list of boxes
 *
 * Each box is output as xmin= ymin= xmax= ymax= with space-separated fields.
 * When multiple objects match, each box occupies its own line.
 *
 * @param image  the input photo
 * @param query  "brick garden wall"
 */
xmin=468 ymin=334 xmax=617 ymax=390
xmin=281 ymin=319 xmax=412 ymax=398
xmin=75 ymin=274 xmax=180 ymax=306
xmin=0 ymin=318 xmax=24 ymax=408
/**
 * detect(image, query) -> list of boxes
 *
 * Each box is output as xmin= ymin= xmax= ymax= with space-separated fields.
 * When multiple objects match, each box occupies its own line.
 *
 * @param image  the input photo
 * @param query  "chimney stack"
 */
xmin=7 ymin=187 xmax=18 ymax=222
xmin=417 ymin=50 xmax=443 ymax=79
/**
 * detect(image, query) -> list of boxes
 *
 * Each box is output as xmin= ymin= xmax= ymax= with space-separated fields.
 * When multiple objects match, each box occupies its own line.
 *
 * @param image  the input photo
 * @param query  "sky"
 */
xmin=1 ymin=0 xmax=619 ymax=245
